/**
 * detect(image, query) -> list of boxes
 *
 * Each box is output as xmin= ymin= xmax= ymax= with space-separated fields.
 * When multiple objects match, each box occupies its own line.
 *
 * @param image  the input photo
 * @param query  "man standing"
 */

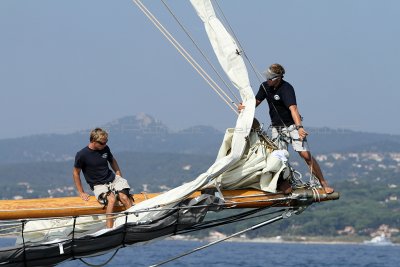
xmin=73 ymin=128 xmax=134 ymax=228
xmin=239 ymin=63 xmax=333 ymax=194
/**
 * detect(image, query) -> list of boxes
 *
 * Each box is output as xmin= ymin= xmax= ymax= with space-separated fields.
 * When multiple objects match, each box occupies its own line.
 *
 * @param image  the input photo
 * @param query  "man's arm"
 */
xmin=110 ymin=158 xmax=122 ymax=177
xmin=288 ymin=105 xmax=308 ymax=140
xmin=73 ymin=167 xmax=90 ymax=201
xmin=238 ymin=99 xmax=261 ymax=111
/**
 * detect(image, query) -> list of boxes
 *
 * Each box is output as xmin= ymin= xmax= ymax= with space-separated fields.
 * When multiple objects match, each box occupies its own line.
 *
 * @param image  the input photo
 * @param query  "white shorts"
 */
xmin=271 ymin=125 xmax=308 ymax=152
xmin=93 ymin=175 xmax=131 ymax=203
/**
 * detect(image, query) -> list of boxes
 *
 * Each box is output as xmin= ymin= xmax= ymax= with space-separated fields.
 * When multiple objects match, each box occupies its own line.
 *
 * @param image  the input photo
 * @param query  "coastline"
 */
xmin=168 ymin=234 xmax=398 ymax=246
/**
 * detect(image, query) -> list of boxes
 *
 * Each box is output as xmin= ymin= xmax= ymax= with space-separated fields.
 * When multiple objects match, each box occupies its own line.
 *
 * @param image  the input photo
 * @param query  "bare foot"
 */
xmin=278 ymin=179 xmax=292 ymax=194
xmin=323 ymin=185 xmax=334 ymax=194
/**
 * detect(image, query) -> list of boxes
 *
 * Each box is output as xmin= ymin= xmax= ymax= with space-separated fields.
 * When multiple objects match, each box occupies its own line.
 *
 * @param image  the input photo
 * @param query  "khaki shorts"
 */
xmin=93 ymin=175 xmax=131 ymax=203
xmin=271 ymin=125 xmax=308 ymax=152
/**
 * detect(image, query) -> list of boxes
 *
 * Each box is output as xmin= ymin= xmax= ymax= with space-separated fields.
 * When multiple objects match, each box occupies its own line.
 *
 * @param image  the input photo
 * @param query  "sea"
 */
xmin=1 ymin=239 xmax=399 ymax=267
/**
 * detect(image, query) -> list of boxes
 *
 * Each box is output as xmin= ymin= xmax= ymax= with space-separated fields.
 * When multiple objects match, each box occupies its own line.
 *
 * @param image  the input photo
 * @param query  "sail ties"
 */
xmin=21 ymin=220 xmax=27 ymax=267
xmin=132 ymin=0 xmax=239 ymax=114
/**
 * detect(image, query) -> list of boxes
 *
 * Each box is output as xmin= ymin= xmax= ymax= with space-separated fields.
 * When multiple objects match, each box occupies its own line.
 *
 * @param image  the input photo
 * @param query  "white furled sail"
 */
xmin=115 ymin=0 xmax=255 ymax=226
xmin=21 ymin=0 xmax=257 ymax=238
xmin=190 ymin=0 xmax=255 ymax=150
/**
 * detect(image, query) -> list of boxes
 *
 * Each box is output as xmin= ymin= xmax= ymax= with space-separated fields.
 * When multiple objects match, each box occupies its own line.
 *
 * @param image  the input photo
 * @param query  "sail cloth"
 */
xmin=212 ymin=129 xmax=288 ymax=192
xmin=115 ymin=0 xmax=256 ymax=226
xmin=2 ymin=195 xmax=221 ymax=267
xmin=19 ymin=0 xmax=257 ymax=242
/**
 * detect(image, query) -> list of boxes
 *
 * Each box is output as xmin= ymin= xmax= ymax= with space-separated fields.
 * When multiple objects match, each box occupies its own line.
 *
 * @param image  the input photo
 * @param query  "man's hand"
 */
xmin=298 ymin=127 xmax=308 ymax=140
xmin=79 ymin=191 xmax=90 ymax=201
xmin=238 ymin=103 xmax=245 ymax=111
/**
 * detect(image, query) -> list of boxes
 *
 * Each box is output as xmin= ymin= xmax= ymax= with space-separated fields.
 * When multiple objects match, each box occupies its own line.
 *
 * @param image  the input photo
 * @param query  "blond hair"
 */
xmin=90 ymin=128 xmax=108 ymax=142
xmin=269 ymin=63 xmax=285 ymax=76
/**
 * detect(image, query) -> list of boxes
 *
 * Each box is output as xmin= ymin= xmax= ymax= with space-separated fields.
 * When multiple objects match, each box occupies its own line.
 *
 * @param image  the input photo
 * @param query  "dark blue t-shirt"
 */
xmin=256 ymin=80 xmax=297 ymax=126
xmin=74 ymin=146 xmax=115 ymax=189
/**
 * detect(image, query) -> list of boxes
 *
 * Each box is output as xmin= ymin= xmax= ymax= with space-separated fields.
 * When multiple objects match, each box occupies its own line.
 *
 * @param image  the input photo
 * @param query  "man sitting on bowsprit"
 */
xmin=73 ymin=128 xmax=134 ymax=228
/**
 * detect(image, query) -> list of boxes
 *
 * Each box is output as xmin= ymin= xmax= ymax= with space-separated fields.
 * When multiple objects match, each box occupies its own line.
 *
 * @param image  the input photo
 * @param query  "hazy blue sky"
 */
xmin=1 ymin=0 xmax=399 ymax=139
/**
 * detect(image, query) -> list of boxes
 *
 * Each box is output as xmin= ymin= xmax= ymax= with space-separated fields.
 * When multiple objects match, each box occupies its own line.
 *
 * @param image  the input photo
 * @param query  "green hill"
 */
xmin=0 ymin=114 xmax=399 ymax=240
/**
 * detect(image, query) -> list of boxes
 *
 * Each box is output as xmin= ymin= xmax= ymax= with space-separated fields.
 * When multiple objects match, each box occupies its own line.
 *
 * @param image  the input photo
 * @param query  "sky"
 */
xmin=0 ymin=0 xmax=399 ymax=140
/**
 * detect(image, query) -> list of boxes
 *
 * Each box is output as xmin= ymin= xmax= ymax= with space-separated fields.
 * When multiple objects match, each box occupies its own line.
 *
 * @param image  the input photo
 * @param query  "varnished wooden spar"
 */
xmin=0 ymin=189 xmax=339 ymax=220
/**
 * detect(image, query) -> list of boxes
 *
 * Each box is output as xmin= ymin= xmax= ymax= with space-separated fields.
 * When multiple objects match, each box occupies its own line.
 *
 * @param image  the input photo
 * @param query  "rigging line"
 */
xmin=78 ymin=248 xmax=120 ymax=267
xmin=213 ymin=0 xmax=287 ymax=129
xmin=213 ymin=0 xmax=265 ymax=85
xmin=2 ymin=191 xmax=305 ymax=236
xmin=0 ymin=224 xmax=21 ymax=232
xmin=180 ymin=205 xmax=286 ymax=233
xmin=132 ymin=0 xmax=238 ymax=115
xmin=178 ymin=209 xmax=284 ymax=235
xmin=134 ymin=0 xmax=238 ymax=114
xmin=150 ymin=209 xmax=296 ymax=267
xmin=3 ymin=204 xmax=215 ymax=235
xmin=160 ymin=0 xmax=240 ymax=104
xmin=2 ymin=199 xmax=289 ymax=237
xmin=303 ymin=139 xmax=318 ymax=186
xmin=0 ymin=226 xmax=22 ymax=237
xmin=1 ymin=193 xmax=301 ymax=236
xmin=215 ymin=0 xmax=319 ymax=183
xmin=214 ymin=0 xmax=284 ymax=124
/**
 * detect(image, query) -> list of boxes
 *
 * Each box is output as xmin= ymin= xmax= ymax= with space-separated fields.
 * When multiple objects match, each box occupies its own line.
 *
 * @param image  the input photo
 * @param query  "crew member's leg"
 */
xmin=298 ymin=151 xmax=334 ymax=194
xmin=289 ymin=126 xmax=334 ymax=194
xmin=94 ymin=184 xmax=116 ymax=228
xmin=118 ymin=190 xmax=133 ymax=209
xmin=105 ymin=193 xmax=116 ymax=228
xmin=113 ymin=175 xmax=134 ymax=209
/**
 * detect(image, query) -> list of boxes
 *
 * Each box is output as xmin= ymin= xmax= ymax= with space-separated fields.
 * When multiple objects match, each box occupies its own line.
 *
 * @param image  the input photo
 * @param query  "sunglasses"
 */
xmin=96 ymin=140 xmax=107 ymax=146
xmin=267 ymin=76 xmax=280 ymax=81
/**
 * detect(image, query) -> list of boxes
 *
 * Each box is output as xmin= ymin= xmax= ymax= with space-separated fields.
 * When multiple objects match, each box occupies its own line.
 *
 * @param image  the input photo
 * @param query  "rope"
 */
xmin=160 ymin=0 xmax=240 ymax=104
xmin=178 ymin=205 xmax=285 ymax=235
xmin=122 ymin=212 xmax=128 ymax=247
xmin=0 ymin=189 xmax=306 ymax=240
xmin=150 ymin=209 xmax=296 ymax=267
xmin=78 ymin=248 xmax=120 ymax=267
xmin=212 ymin=0 xmax=322 ymax=193
xmin=312 ymin=187 xmax=321 ymax=203
xmin=302 ymin=140 xmax=318 ymax=186
xmin=214 ymin=0 xmax=265 ymax=86
xmin=21 ymin=220 xmax=27 ymax=267
xmin=71 ymin=216 xmax=77 ymax=260
xmin=0 ymin=193 xmax=300 ymax=237
xmin=0 ymin=224 xmax=22 ymax=236
xmin=0 ymin=193 xmax=315 ymax=266
xmin=132 ymin=0 xmax=239 ymax=115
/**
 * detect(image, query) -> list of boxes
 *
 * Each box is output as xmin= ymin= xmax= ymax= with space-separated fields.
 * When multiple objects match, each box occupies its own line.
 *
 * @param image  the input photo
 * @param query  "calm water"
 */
xmin=1 ymin=239 xmax=399 ymax=267
xmin=62 ymin=240 xmax=398 ymax=267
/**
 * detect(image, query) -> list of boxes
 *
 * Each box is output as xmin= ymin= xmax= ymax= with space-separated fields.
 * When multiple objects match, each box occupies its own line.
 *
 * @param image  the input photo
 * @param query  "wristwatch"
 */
xmin=295 ymin=125 xmax=303 ymax=130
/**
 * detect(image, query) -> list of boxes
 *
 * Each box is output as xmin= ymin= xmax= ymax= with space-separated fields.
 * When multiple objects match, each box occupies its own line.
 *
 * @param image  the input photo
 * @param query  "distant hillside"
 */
xmin=1 ymin=150 xmax=398 ymax=238
xmin=0 ymin=113 xmax=399 ymax=164
xmin=0 ymin=151 xmax=215 ymax=199
xmin=1 ymin=149 xmax=398 ymax=200
xmin=0 ymin=114 xmax=223 ymax=164
xmin=300 ymin=127 xmax=400 ymax=154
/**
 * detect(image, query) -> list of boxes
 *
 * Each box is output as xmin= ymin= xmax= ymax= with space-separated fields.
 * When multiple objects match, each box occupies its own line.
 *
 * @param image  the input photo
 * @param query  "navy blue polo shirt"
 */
xmin=256 ymin=80 xmax=297 ymax=126
xmin=74 ymin=145 xmax=115 ymax=189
